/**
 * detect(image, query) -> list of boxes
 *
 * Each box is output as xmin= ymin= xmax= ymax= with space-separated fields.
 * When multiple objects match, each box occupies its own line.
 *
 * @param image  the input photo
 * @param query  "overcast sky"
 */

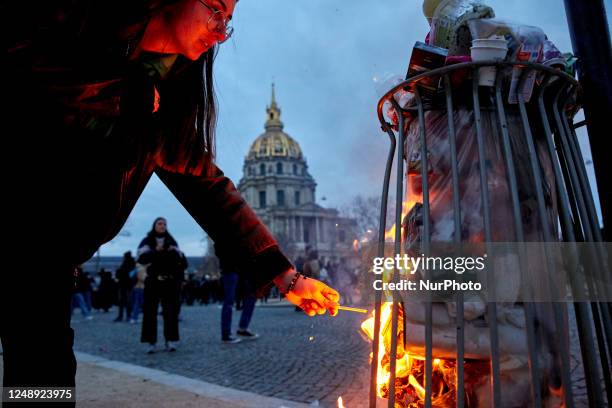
xmin=99 ymin=0 xmax=612 ymax=256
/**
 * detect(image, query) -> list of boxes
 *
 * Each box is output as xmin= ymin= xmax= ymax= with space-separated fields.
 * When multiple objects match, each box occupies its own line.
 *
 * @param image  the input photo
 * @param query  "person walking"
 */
xmin=138 ymin=217 xmax=187 ymax=353
xmin=219 ymin=255 xmax=258 ymax=344
xmin=114 ymin=251 xmax=136 ymax=322
xmin=4 ymin=0 xmax=339 ymax=392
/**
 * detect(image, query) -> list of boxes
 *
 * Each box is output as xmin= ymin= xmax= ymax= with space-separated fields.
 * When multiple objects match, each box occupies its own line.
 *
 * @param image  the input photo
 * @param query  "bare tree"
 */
xmin=340 ymin=195 xmax=396 ymax=238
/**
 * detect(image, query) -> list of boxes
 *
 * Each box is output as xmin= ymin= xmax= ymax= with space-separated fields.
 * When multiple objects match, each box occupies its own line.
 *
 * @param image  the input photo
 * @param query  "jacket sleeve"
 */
xmin=136 ymin=238 xmax=155 ymax=265
xmin=154 ymin=165 xmax=293 ymax=294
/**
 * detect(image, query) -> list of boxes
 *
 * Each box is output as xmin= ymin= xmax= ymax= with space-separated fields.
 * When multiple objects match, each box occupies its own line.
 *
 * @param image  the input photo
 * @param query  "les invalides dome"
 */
xmin=238 ymin=85 xmax=356 ymax=262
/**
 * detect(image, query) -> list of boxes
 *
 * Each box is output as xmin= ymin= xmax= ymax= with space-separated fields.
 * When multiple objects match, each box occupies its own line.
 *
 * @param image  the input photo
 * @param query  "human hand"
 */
xmin=275 ymin=269 xmax=339 ymax=317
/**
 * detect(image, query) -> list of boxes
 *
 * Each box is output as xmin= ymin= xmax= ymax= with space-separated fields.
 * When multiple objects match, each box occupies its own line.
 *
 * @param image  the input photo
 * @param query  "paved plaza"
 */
xmin=0 ymin=301 xmax=587 ymax=407
xmin=72 ymin=302 xmax=372 ymax=407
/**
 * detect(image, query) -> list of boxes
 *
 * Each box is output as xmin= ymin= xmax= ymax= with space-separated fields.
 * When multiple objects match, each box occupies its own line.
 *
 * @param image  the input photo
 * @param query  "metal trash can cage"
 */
xmin=369 ymin=61 xmax=611 ymax=408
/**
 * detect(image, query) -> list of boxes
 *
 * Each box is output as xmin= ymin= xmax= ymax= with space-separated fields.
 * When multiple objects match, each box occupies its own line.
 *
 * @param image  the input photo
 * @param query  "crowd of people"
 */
xmin=73 ymin=263 xmax=246 ymax=321
xmin=295 ymin=250 xmax=360 ymax=306
xmin=72 ymin=221 xmax=361 ymax=352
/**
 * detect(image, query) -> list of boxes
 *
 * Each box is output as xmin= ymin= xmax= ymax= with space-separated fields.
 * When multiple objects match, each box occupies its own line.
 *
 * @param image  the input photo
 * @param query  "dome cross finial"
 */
xmin=271 ymin=82 xmax=277 ymax=108
xmin=265 ymin=82 xmax=283 ymax=131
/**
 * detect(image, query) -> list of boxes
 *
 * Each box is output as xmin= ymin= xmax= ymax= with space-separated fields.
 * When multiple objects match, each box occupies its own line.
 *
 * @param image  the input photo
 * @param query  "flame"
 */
xmin=351 ymin=196 xmax=417 ymax=248
xmin=337 ymin=396 xmax=345 ymax=408
xmin=361 ymin=303 xmax=457 ymax=407
xmin=384 ymin=223 xmax=398 ymax=241
xmin=383 ymin=198 xmax=417 ymax=242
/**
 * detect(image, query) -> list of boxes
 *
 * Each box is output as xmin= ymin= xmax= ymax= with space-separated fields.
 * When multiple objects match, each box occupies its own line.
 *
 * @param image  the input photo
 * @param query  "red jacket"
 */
xmin=5 ymin=5 xmax=292 ymax=294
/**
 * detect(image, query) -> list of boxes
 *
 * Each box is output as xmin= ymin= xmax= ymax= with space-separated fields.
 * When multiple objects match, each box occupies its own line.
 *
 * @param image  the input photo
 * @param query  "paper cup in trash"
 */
xmin=470 ymin=38 xmax=508 ymax=87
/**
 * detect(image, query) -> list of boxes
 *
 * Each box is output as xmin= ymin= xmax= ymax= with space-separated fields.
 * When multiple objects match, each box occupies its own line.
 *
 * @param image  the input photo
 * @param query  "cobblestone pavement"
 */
xmin=73 ymin=303 xmax=593 ymax=408
xmin=72 ymin=303 xmax=371 ymax=408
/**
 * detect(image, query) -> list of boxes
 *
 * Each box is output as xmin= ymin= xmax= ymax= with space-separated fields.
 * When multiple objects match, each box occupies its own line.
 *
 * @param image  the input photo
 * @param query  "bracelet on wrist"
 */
xmin=286 ymin=272 xmax=301 ymax=293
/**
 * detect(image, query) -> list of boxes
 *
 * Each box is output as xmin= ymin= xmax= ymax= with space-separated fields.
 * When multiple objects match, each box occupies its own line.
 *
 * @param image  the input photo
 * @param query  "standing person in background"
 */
xmin=319 ymin=262 xmax=329 ymax=285
xmin=200 ymin=275 xmax=211 ymax=305
xmin=336 ymin=258 xmax=354 ymax=306
xmin=79 ymin=269 xmax=94 ymax=314
xmin=72 ymin=266 xmax=93 ymax=321
xmin=219 ymin=254 xmax=258 ymax=344
xmin=303 ymin=250 xmax=321 ymax=280
xmin=294 ymin=255 xmax=305 ymax=274
xmin=326 ymin=261 xmax=337 ymax=287
xmin=138 ymin=217 xmax=187 ymax=353
xmin=114 ymin=251 xmax=136 ymax=322
xmin=97 ymin=269 xmax=116 ymax=313
xmin=292 ymin=253 xmax=307 ymax=311
xmin=129 ymin=265 xmax=147 ymax=324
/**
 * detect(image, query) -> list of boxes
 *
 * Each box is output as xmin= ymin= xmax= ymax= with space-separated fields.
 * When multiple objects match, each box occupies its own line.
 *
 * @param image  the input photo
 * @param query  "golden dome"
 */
xmin=248 ymin=131 xmax=303 ymax=160
xmin=247 ymin=84 xmax=303 ymax=160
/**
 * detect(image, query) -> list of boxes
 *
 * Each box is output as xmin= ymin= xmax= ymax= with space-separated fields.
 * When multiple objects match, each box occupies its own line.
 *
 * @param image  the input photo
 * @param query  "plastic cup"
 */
xmin=471 ymin=38 xmax=508 ymax=48
xmin=470 ymin=39 xmax=508 ymax=87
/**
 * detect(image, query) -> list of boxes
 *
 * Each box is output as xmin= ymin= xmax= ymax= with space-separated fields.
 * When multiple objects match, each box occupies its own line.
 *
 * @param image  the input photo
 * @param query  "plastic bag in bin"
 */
xmin=373 ymin=74 xmax=415 ymax=127
xmin=403 ymin=108 xmax=558 ymax=246
xmin=403 ymin=202 xmax=424 ymax=255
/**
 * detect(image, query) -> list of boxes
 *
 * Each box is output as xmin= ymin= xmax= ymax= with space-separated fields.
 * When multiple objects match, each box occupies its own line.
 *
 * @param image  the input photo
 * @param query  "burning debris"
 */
xmin=361 ymin=303 xmax=485 ymax=407
xmin=360 ymin=301 xmax=567 ymax=407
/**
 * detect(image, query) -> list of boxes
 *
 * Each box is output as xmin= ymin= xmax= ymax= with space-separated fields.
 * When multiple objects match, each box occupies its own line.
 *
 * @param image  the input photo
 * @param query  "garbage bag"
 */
xmin=404 ymin=109 xmax=556 ymax=242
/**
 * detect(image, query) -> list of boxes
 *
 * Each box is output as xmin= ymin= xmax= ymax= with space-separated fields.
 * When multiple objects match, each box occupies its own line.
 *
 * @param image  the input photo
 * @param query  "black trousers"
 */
xmin=141 ymin=279 xmax=180 ymax=344
xmin=116 ymin=287 xmax=132 ymax=320
xmin=1 ymin=264 xmax=77 ymax=406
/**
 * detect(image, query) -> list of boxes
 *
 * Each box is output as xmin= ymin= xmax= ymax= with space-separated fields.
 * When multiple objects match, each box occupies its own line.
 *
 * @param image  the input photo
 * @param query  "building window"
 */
xmin=293 ymin=164 xmax=298 ymax=175
xmin=277 ymin=190 xmax=285 ymax=206
xmin=259 ymin=191 xmax=267 ymax=208
xmin=294 ymin=191 xmax=300 ymax=206
xmin=276 ymin=162 xmax=283 ymax=174
xmin=260 ymin=163 xmax=266 ymax=175
xmin=338 ymin=229 xmax=346 ymax=243
xmin=274 ymin=141 xmax=283 ymax=153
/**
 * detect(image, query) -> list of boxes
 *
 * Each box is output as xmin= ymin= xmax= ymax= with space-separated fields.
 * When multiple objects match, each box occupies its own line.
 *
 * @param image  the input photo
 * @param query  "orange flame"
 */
xmin=351 ymin=196 xmax=417 ymax=248
xmin=383 ymin=198 xmax=417 ymax=242
xmin=337 ymin=396 xmax=345 ymax=408
xmin=361 ymin=303 xmax=456 ymax=406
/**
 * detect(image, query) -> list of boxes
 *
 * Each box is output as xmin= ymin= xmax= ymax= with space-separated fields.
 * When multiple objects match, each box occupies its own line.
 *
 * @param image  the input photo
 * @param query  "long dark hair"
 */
xmin=117 ymin=1 xmax=218 ymax=176
xmin=145 ymin=217 xmax=178 ymax=248
xmin=155 ymin=47 xmax=217 ymax=176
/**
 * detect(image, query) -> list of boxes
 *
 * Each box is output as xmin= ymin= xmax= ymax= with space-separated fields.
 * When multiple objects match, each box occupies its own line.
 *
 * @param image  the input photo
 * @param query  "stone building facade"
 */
xmin=237 ymin=86 xmax=356 ymax=262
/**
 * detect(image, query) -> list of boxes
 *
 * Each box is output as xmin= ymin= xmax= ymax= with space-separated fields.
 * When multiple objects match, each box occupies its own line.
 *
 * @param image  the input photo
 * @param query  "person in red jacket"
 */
xmin=3 ymin=0 xmax=339 ymax=394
